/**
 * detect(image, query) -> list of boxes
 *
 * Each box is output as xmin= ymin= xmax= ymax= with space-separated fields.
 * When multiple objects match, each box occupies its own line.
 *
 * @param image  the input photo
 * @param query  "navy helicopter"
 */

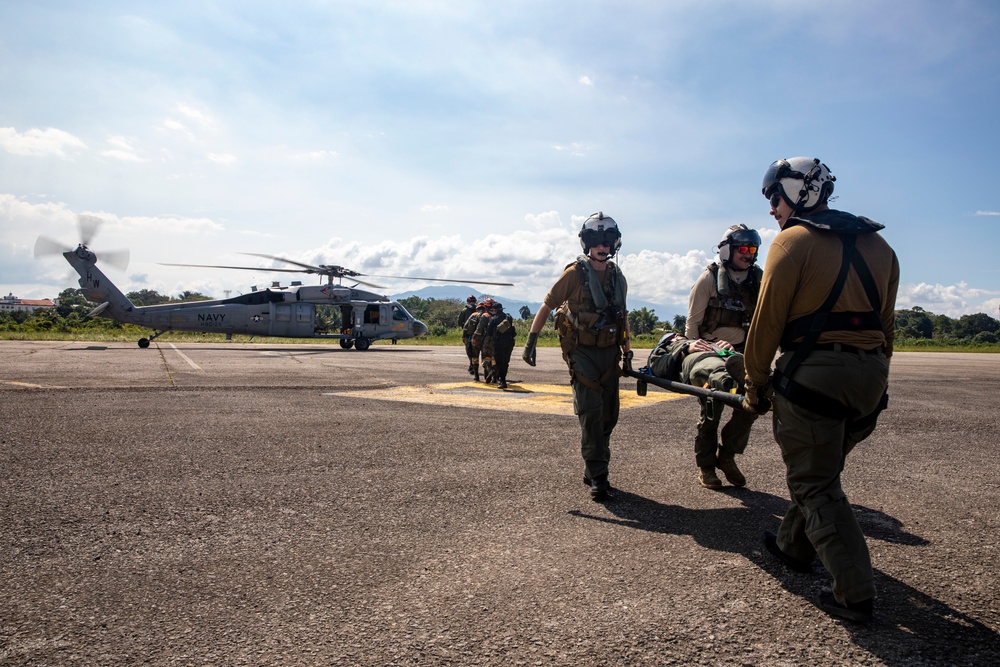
xmin=34 ymin=216 xmax=512 ymax=350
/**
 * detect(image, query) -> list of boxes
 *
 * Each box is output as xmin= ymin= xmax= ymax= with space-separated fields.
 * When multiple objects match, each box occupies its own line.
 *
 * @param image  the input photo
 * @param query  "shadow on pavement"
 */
xmin=570 ymin=488 xmax=999 ymax=666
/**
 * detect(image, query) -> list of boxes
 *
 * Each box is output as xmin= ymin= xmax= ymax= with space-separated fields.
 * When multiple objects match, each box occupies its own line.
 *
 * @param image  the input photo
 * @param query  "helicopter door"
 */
xmin=362 ymin=304 xmax=383 ymax=326
xmin=269 ymin=303 xmax=315 ymax=337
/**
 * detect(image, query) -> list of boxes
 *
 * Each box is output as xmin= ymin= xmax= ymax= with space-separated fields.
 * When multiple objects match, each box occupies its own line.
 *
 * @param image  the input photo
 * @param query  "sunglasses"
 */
xmin=735 ymin=245 xmax=758 ymax=255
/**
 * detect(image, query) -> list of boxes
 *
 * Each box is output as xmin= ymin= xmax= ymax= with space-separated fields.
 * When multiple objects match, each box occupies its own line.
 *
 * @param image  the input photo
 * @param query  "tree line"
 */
xmin=2 ymin=289 xmax=999 ymax=346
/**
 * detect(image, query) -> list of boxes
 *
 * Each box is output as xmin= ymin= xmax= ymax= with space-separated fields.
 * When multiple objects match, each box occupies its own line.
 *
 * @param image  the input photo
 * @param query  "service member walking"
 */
xmin=743 ymin=157 xmax=899 ymax=623
xmin=522 ymin=212 xmax=630 ymax=501
xmin=685 ymin=224 xmax=763 ymax=489
xmin=486 ymin=301 xmax=517 ymax=389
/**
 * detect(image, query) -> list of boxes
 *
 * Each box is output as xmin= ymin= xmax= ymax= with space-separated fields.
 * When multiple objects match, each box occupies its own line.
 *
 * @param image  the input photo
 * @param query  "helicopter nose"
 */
xmin=413 ymin=320 xmax=429 ymax=337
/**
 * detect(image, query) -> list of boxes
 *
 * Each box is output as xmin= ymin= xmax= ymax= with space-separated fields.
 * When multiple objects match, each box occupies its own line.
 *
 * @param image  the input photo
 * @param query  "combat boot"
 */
xmin=589 ymin=474 xmax=614 ymax=501
xmin=474 ymin=368 xmax=480 ymax=382
xmin=497 ymin=377 xmax=508 ymax=389
xmin=698 ymin=466 xmax=723 ymax=489
xmin=716 ymin=453 xmax=746 ymax=487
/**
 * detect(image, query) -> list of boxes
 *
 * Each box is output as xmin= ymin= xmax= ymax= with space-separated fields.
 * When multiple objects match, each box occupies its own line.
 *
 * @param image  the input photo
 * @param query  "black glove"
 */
xmin=522 ymin=332 xmax=539 ymax=367
xmin=742 ymin=381 xmax=772 ymax=414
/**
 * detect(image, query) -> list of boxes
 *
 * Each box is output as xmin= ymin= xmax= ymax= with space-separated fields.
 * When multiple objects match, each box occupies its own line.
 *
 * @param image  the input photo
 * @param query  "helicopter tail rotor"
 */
xmin=33 ymin=235 xmax=72 ymax=258
xmin=33 ymin=214 xmax=130 ymax=271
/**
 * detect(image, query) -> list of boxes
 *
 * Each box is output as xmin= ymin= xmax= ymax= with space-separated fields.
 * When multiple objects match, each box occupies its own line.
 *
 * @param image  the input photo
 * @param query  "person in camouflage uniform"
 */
xmin=648 ymin=332 xmax=755 ymax=489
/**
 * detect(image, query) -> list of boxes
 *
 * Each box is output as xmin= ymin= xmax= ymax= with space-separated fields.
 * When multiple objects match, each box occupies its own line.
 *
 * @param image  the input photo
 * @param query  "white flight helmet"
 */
xmin=717 ymin=224 xmax=762 ymax=265
xmin=762 ymin=157 xmax=836 ymax=213
xmin=579 ymin=212 xmax=622 ymax=258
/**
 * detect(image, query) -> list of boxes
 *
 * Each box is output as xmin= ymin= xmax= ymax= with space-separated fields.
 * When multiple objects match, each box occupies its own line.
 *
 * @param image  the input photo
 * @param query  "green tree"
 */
xmin=127 ymin=289 xmax=170 ymax=306
xmin=895 ymin=307 xmax=934 ymax=339
xmin=954 ymin=312 xmax=1000 ymax=339
xmin=672 ymin=314 xmax=687 ymax=333
xmin=176 ymin=290 xmax=212 ymax=302
xmin=54 ymin=288 xmax=95 ymax=317
xmin=519 ymin=305 xmax=532 ymax=320
xmin=931 ymin=313 xmax=956 ymax=338
xmin=397 ymin=296 xmax=465 ymax=328
xmin=423 ymin=298 xmax=464 ymax=328
xmin=628 ymin=307 xmax=659 ymax=335
xmin=398 ymin=296 xmax=430 ymax=321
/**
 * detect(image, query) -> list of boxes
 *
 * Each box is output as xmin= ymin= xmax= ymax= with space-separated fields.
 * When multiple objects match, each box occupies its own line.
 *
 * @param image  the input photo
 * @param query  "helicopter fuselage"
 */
xmin=65 ymin=246 xmax=428 ymax=349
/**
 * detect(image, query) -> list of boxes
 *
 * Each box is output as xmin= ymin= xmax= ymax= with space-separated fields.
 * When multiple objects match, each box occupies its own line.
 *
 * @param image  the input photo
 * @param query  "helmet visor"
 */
xmin=581 ymin=228 xmax=621 ymax=248
xmin=728 ymin=228 xmax=762 ymax=248
xmin=762 ymin=159 xmax=795 ymax=197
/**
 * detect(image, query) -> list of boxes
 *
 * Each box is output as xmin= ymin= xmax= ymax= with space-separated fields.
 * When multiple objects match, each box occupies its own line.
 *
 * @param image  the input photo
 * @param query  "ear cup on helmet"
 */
xmin=717 ymin=224 xmax=760 ymax=265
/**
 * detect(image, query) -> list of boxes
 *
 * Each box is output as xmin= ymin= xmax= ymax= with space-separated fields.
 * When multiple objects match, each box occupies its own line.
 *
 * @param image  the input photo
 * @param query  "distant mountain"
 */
xmin=391 ymin=285 xmax=680 ymax=322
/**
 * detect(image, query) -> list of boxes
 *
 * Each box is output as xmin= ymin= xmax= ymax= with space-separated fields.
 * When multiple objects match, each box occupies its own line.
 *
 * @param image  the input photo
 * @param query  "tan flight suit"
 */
xmin=744 ymin=208 xmax=899 ymax=606
xmin=686 ymin=263 xmax=762 ymax=466
xmin=544 ymin=259 xmax=627 ymax=482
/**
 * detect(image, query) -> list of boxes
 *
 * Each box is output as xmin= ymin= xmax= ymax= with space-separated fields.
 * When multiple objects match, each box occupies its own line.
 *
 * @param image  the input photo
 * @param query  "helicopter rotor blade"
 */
xmin=239 ymin=253 xmax=328 ymax=273
xmin=159 ymin=262 xmax=310 ymax=273
xmin=237 ymin=253 xmax=381 ymax=286
xmin=97 ymin=249 xmax=130 ymax=271
xmin=158 ymin=261 xmax=387 ymax=289
xmin=77 ymin=214 xmax=104 ymax=247
xmin=34 ymin=235 xmax=72 ymax=258
xmin=367 ymin=274 xmax=514 ymax=286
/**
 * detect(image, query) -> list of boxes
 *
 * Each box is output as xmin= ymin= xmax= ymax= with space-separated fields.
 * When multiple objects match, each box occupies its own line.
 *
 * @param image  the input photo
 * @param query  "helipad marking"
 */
xmin=0 ymin=379 xmax=70 ymax=389
xmin=324 ymin=381 xmax=686 ymax=415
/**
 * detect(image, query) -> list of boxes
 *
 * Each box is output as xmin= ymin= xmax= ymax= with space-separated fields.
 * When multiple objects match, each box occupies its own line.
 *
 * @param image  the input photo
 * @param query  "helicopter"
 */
xmin=34 ymin=217 xmax=513 ymax=350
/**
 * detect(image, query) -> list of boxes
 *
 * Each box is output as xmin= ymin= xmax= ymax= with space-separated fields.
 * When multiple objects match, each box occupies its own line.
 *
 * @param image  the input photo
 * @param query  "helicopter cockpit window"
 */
xmin=392 ymin=305 xmax=410 ymax=321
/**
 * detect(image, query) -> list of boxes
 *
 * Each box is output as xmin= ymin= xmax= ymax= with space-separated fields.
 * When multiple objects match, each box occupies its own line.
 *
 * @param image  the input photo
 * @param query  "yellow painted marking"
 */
xmin=325 ymin=381 xmax=686 ymax=415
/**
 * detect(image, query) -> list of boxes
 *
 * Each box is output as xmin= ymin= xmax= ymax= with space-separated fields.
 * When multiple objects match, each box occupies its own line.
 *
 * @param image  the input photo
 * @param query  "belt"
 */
xmin=782 ymin=342 xmax=883 ymax=354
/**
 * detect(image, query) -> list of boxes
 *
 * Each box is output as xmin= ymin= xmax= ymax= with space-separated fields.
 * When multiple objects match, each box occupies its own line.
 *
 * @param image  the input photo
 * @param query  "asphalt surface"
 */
xmin=2 ymin=341 xmax=999 ymax=666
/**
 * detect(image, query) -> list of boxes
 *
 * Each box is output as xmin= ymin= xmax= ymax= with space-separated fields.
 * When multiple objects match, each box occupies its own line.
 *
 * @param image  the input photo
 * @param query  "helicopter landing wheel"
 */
xmin=354 ymin=337 xmax=371 ymax=351
xmin=339 ymin=338 xmax=354 ymax=349
xmin=138 ymin=338 xmax=150 ymax=348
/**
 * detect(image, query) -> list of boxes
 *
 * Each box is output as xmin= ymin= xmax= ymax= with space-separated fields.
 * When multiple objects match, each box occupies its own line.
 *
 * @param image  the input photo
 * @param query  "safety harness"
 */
xmin=702 ymin=263 xmax=762 ymax=336
xmin=555 ymin=256 xmax=628 ymax=393
xmin=771 ymin=211 xmax=889 ymax=428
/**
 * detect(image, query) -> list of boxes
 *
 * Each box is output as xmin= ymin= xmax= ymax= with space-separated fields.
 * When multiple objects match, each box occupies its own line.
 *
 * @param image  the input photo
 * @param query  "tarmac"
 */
xmin=2 ymin=340 xmax=999 ymax=666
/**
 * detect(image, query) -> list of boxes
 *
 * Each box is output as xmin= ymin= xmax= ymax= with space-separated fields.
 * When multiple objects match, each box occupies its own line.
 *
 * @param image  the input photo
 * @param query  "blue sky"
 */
xmin=2 ymin=0 xmax=998 ymax=319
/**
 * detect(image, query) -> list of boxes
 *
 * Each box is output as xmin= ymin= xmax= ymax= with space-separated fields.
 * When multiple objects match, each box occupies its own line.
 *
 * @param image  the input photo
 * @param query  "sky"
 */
xmin=2 ymin=0 xmax=999 ymax=320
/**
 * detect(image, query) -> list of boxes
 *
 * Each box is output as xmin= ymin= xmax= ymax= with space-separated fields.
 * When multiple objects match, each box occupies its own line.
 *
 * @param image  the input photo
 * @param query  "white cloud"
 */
xmin=579 ymin=75 xmax=594 ymax=86
xmin=897 ymin=281 xmax=1000 ymax=318
xmin=975 ymin=210 xmax=1000 ymax=216
xmin=206 ymin=153 xmax=237 ymax=166
xmin=551 ymin=141 xmax=594 ymax=157
xmin=175 ymin=103 xmax=213 ymax=126
xmin=290 ymin=150 xmax=339 ymax=162
xmin=100 ymin=136 xmax=145 ymax=162
xmin=100 ymin=150 xmax=146 ymax=162
xmin=420 ymin=204 xmax=449 ymax=212
xmin=0 ymin=127 xmax=87 ymax=158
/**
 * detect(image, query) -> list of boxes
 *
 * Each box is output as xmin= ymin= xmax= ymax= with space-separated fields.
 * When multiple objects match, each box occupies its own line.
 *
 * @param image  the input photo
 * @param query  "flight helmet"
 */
xmin=762 ymin=157 xmax=835 ymax=213
xmin=717 ymin=224 xmax=762 ymax=265
xmin=579 ymin=212 xmax=622 ymax=258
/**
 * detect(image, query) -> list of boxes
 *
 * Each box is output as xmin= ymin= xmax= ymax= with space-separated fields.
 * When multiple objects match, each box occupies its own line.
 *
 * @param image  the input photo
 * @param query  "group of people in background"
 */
xmin=460 ymin=296 xmax=517 ymax=389
xmin=518 ymin=157 xmax=899 ymax=625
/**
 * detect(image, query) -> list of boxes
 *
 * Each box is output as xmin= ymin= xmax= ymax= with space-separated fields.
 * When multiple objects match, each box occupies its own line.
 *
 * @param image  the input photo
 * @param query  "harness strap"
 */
xmin=571 ymin=361 xmax=620 ymax=394
xmin=774 ymin=233 xmax=888 ymax=427
xmin=776 ymin=234 xmax=857 ymax=392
